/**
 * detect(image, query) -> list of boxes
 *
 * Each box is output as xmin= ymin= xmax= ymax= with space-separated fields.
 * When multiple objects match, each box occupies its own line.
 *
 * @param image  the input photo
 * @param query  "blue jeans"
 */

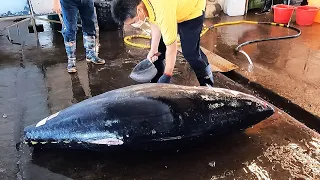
xmin=60 ymin=0 xmax=97 ymax=42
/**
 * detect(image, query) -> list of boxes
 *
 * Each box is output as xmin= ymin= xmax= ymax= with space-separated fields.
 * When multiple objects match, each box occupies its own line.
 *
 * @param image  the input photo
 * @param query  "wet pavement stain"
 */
xmin=0 ymin=14 xmax=319 ymax=180
xmin=201 ymin=13 xmax=320 ymax=118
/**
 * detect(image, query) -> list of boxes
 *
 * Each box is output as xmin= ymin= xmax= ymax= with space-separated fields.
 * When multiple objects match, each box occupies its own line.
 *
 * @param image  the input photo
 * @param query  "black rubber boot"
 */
xmin=194 ymin=68 xmax=214 ymax=87
xmin=256 ymin=0 xmax=273 ymax=15
xmin=197 ymin=75 xmax=214 ymax=87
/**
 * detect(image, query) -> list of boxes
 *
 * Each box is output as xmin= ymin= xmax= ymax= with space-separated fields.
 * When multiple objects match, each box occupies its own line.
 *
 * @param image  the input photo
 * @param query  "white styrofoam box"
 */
xmin=30 ymin=0 xmax=54 ymax=15
xmin=224 ymin=0 xmax=246 ymax=16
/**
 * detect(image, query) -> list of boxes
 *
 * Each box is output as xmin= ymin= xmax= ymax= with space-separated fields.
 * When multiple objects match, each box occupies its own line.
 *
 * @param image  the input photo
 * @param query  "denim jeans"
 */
xmin=60 ymin=0 xmax=97 ymax=42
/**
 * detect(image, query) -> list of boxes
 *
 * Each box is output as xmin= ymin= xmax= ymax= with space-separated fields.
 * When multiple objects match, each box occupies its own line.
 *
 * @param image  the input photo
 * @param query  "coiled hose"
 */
xmin=123 ymin=20 xmax=301 ymax=68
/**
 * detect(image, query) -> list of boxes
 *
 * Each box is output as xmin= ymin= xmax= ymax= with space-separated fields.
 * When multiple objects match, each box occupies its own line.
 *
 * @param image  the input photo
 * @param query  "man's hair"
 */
xmin=111 ymin=0 xmax=142 ymax=24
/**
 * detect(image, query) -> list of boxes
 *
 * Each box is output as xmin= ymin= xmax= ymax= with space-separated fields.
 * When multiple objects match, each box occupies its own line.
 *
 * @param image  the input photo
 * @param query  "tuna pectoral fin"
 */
xmin=35 ymin=111 xmax=60 ymax=127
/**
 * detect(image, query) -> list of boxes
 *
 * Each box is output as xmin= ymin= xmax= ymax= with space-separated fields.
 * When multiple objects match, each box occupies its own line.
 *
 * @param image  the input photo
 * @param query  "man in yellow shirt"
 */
xmin=111 ymin=0 xmax=214 ymax=86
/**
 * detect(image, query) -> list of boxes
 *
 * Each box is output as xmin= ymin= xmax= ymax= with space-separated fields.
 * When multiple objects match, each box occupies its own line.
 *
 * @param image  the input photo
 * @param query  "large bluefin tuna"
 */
xmin=23 ymin=84 xmax=274 ymax=149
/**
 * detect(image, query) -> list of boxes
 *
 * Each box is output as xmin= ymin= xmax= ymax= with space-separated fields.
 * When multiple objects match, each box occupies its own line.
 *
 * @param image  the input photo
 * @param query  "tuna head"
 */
xmin=191 ymin=87 xmax=275 ymax=134
xmin=144 ymin=84 xmax=275 ymax=137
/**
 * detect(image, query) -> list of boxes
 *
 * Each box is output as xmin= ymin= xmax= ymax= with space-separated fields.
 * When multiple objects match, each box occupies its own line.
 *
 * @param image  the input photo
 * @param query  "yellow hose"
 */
xmin=124 ymin=35 xmax=151 ymax=49
xmin=124 ymin=20 xmax=260 ymax=49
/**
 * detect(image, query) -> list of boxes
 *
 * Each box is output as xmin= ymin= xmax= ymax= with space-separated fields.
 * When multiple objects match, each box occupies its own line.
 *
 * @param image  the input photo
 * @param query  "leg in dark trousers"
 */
xmin=151 ymin=37 xmax=166 ymax=83
xmin=178 ymin=14 xmax=214 ymax=86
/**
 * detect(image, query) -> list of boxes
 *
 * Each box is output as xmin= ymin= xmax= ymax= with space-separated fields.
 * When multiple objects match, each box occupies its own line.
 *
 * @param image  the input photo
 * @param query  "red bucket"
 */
xmin=296 ymin=6 xmax=319 ymax=26
xmin=272 ymin=5 xmax=295 ymax=24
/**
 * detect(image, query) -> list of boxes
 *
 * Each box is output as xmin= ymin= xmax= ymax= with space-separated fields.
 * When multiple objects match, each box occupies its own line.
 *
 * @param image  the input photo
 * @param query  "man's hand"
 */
xmin=156 ymin=42 xmax=177 ymax=84
xmin=147 ymin=50 xmax=160 ymax=62
xmin=53 ymin=0 xmax=62 ymax=14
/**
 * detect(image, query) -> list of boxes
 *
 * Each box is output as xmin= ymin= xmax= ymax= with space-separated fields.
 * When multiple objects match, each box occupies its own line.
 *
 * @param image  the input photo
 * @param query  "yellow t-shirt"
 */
xmin=142 ymin=0 xmax=206 ymax=45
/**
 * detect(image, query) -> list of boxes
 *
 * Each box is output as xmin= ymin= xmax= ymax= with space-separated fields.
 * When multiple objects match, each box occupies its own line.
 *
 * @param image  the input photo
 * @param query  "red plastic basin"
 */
xmin=296 ymin=6 xmax=319 ymax=26
xmin=273 ymin=5 xmax=295 ymax=24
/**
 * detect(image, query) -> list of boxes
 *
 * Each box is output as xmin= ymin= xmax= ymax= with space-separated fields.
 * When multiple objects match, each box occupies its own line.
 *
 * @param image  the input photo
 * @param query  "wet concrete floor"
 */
xmin=201 ymin=12 xmax=320 ymax=119
xmin=0 ymin=16 xmax=319 ymax=180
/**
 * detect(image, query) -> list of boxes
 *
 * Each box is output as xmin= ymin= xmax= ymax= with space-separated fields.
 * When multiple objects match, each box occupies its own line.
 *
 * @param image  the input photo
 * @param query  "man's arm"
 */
xmin=164 ymin=41 xmax=177 ymax=75
xmin=148 ymin=22 xmax=177 ymax=74
xmin=53 ymin=0 xmax=61 ymax=14
xmin=150 ymin=23 xmax=161 ymax=53
xmin=147 ymin=23 xmax=161 ymax=62
xmin=149 ymin=1 xmax=178 ymax=82
xmin=156 ymin=40 xmax=177 ymax=83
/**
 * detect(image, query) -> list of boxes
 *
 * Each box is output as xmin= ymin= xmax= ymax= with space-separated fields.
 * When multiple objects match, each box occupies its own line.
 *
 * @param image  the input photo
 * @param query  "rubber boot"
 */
xmin=83 ymin=35 xmax=105 ymax=65
xmin=256 ymin=0 xmax=272 ymax=14
xmin=206 ymin=65 xmax=214 ymax=83
xmin=195 ymin=67 xmax=214 ymax=87
xmin=65 ymin=41 xmax=77 ymax=73
xmin=197 ymin=75 xmax=214 ymax=87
